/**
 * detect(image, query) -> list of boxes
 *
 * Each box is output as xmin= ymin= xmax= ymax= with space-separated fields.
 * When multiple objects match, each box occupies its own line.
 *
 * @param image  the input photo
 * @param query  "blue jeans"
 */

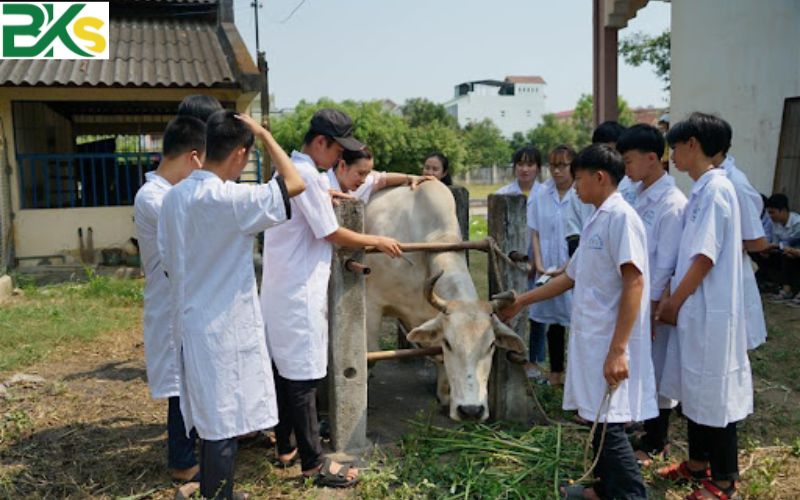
xmin=528 ymin=320 xmax=547 ymax=364
xmin=167 ymin=396 xmax=199 ymax=470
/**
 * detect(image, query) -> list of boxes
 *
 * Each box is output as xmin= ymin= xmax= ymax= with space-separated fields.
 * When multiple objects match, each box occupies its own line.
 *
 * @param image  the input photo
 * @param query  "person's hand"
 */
xmin=547 ymin=267 xmax=565 ymax=277
xmin=374 ymin=236 xmax=403 ymax=258
xmin=655 ymin=296 xmax=679 ymax=326
xmin=785 ymin=247 xmax=800 ymax=258
xmin=410 ymin=175 xmax=437 ymax=189
xmin=497 ymin=299 xmax=523 ymax=324
xmin=329 ymin=189 xmax=355 ymax=206
xmin=604 ymin=351 xmax=629 ymax=387
xmin=235 ymin=113 xmax=269 ymax=140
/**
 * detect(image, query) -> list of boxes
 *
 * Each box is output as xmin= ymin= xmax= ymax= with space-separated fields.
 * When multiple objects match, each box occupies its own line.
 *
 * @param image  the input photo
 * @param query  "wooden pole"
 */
xmin=367 ymin=346 xmax=442 ymax=363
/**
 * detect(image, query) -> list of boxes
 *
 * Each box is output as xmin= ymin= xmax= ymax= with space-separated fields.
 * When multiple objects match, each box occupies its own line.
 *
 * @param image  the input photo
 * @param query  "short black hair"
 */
xmin=549 ymin=144 xmax=576 ymax=165
xmin=177 ymin=95 xmax=223 ymax=123
xmin=162 ymin=115 xmax=206 ymax=158
xmin=766 ymin=193 xmax=789 ymax=211
xmin=303 ymin=130 xmax=336 ymax=147
xmin=591 ymin=121 xmax=626 ymax=144
xmin=512 ymin=146 xmax=542 ymax=166
xmin=571 ymin=144 xmax=624 ymax=185
xmin=666 ymin=112 xmax=730 ymax=158
xmin=205 ymin=110 xmax=255 ymax=163
xmin=424 ymin=152 xmax=452 ymax=185
xmin=616 ymin=124 xmax=665 ymax=158
xmin=342 ymin=146 xmax=373 ymax=165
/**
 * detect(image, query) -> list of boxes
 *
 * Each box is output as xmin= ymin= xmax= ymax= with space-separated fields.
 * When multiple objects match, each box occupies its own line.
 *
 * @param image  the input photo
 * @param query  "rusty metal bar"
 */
xmin=365 ymin=239 xmax=491 ymax=255
xmin=366 ymin=346 xmax=442 ymax=363
xmin=345 ymin=259 xmax=371 ymax=275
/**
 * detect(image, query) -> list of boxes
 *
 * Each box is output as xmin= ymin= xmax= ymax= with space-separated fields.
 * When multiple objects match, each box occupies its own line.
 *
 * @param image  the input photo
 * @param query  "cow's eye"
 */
xmin=443 ymin=339 xmax=452 ymax=351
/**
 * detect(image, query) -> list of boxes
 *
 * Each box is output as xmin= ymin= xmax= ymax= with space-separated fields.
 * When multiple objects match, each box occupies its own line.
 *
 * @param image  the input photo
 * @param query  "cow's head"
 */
xmin=406 ymin=271 xmax=526 ymax=421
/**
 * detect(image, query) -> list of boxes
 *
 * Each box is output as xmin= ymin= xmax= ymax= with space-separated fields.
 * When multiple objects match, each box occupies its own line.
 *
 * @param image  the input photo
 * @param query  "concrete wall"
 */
xmin=670 ymin=0 xmax=800 ymax=195
xmin=445 ymin=84 xmax=546 ymax=137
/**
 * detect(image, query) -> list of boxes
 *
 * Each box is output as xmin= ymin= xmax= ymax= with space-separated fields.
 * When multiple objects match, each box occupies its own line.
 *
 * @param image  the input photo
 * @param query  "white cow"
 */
xmin=364 ymin=181 xmax=525 ymax=421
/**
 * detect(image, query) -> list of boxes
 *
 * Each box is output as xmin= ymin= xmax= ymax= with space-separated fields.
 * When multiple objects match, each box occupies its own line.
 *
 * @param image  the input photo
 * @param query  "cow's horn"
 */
xmin=424 ymin=270 xmax=449 ymax=313
xmin=490 ymin=290 xmax=516 ymax=312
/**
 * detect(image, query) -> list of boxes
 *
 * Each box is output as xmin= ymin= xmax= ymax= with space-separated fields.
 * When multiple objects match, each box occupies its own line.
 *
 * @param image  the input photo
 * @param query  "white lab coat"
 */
xmin=158 ymin=169 xmax=289 ymax=440
xmin=262 ymin=152 xmax=339 ymax=381
xmin=617 ymin=175 xmax=641 ymax=205
xmin=632 ymin=174 xmax=687 ymax=409
xmin=720 ymin=156 xmax=767 ymax=350
xmin=527 ymin=179 xmax=573 ymax=326
xmin=660 ymin=169 xmax=753 ymax=427
xmin=563 ymin=185 xmax=595 ymax=238
xmin=563 ymin=192 xmax=657 ymax=423
xmin=134 ymin=172 xmax=180 ymax=399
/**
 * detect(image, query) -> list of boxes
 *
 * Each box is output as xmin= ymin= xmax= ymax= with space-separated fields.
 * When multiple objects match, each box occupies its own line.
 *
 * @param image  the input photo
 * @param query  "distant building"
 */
xmin=444 ymin=76 xmax=547 ymax=137
xmin=552 ymin=106 xmax=666 ymax=126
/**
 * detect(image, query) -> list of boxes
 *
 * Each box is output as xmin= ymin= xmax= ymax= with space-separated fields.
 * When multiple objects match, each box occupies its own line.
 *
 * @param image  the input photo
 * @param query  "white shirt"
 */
xmin=527 ymin=179 xmax=573 ymax=326
xmin=617 ymin=175 xmax=641 ymax=205
xmin=564 ymin=192 xmax=657 ymax=423
xmin=262 ymin=151 xmax=339 ymax=381
xmin=134 ymin=172 xmax=179 ymax=399
xmin=720 ymin=156 xmax=767 ymax=350
xmin=633 ymin=174 xmax=686 ymax=409
xmin=660 ymin=169 xmax=753 ymax=427
xmin=773 ymin=211 xmax=800 ymax=245
xmin=158 ymin=169 xmax=289 ymax=440
xmin=563 ymin=186 xmax=595 ymax=238
xmin=322 ymin=168 xmax=386 ymax=204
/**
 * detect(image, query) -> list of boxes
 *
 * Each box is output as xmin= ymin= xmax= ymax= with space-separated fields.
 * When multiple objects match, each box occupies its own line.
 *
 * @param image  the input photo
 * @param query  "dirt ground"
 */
xmin=0 ymin=301 xmax=798 ymax=498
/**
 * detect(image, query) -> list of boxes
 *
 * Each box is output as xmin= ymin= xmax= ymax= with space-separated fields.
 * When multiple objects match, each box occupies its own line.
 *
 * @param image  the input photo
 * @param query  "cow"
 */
xmin=364 ymin=181 xmax=526 ymax=421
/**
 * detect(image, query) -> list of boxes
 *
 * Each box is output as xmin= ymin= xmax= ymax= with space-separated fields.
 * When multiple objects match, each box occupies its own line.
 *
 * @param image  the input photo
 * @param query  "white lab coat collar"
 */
xmin=325 ymin=168 xmax=341 ymax=192
xmin=638 ymin=173 xmax=676 ymax=204
xmin=690 ymin=168 xmax=726 ymax=197
xmin=584 ymin=191 xmax=625 ymax=229
xmin=145 ymin=171 xmax=172 ymax=189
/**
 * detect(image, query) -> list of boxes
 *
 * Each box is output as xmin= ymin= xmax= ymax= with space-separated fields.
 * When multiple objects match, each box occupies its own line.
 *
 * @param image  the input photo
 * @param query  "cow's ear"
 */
xmin=491 ymin=315 xmax=526 ymax=354
xmin=407 ymin=315 xmax=444 ymax=345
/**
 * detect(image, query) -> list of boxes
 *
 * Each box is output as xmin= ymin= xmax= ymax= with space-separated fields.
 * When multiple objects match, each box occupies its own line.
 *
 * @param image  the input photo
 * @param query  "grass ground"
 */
xmin=0 ymin=270 xmax=798 ymax=498
xmin=463 ymin=183 xmax=504 ymax=201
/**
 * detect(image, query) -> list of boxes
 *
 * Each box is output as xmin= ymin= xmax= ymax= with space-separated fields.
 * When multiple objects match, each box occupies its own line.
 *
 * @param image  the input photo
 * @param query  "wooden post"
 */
xmin=487 ymin=193 xmax=544 ymax=424
xmin=327 ymin=200 xmax=369 ymax=456
xmin=449 ymin=185 xmax=470 ymax=245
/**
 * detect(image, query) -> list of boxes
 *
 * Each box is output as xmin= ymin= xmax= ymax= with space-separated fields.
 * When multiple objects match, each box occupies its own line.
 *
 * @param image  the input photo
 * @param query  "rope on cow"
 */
xmin=571 ymin=384 xmax=617 ymax=488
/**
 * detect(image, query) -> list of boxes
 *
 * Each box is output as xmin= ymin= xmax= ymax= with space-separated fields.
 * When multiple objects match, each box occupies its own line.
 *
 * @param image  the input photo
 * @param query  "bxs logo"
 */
xmin=0 ymin=2 xmax=109 ymax=59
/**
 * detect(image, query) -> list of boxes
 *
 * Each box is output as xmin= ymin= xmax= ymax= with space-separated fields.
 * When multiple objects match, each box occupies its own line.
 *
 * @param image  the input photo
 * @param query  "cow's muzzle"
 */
xmin=457 ymin=404 xmax=485 ymax=420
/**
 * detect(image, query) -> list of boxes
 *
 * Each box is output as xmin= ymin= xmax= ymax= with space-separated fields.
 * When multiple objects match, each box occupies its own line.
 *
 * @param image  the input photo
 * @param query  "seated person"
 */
xmin=754 ymin=194 xmax=800 ymax=301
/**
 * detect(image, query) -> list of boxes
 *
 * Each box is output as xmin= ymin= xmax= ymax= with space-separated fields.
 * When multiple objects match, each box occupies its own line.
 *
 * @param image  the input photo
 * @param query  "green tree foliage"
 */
xmin=400 ymin=98 xmax=459 ymax=129
xmin=619 ymin=30 xmax=671 ymax=90
xmin=570 ymin=94 xmax=635 ymax=147
xmin=525 ymin=114 xmax=578 ymax=159
xmin=463 ymin=119 xmax=511 ymax=167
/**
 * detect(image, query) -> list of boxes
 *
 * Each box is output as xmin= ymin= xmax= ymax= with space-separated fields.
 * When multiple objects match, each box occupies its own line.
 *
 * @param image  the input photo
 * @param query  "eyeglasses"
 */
xmin=549 ymin=163 xmax=570 ymax=171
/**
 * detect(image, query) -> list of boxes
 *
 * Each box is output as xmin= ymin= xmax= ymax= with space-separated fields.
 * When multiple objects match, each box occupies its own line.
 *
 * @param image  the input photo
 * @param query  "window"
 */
xmin=526 ymin=110 xmax=531 ymax=117
xmin=500 ymin=110 xmax=506 ymax=118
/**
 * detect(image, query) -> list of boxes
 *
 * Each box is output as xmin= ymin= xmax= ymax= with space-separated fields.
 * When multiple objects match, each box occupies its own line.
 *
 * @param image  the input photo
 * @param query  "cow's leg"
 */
xmin=365 ymin=305 xmax=384 ymax=353
xmin=435 ymin=360 xmax=450 ymax=407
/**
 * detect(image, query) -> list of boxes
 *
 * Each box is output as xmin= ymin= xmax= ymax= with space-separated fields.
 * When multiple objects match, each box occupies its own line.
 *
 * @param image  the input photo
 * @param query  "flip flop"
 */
xmin=313 ymin=457 xmax=359 ymax=488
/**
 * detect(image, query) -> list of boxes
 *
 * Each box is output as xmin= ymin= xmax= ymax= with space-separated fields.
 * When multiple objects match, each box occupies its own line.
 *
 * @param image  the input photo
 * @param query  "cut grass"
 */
xmin=0 ymin=275 xmax=142 ymax=373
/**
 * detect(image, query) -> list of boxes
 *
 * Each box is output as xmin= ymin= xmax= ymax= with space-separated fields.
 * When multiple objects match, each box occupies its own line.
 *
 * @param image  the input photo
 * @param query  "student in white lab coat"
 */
xmin=323 ymin=146 xmax=434 ymax=204
xmin=135 ymin=115 xmax=205 ymax=483
xmin=261 ymin=109 xmax=402 ymax=488
xmin=159 ymin=111 xmax=305 ymax=500
xmin=495 ymin=146 xmax=545 ymax=377
xmin=528 ymin=145 xmax=578 ymax=386
xmin=655 ymin=113 xmax=752 ymax=500
xmin=711 ymin=117 xmax=770 ymax=350
xmin=500 ymin=144 xmax=656 ymax=500
xmin=617 ymin=124 xmax=687 ymax=467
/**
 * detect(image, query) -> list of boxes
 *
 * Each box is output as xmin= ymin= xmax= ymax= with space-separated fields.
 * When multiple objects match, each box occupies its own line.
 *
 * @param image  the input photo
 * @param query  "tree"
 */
xmin=463 ymin=119 xmax=511 ymax=168
xmin=400 ymin=98 xmax=459 ymax=129
xmin=619 ymin=30 xmax=670 ymax=90
xmin=571 ymin=94 xmax=636 ymax=147
xmin=525 ymin=114 xmax=578 ymax=159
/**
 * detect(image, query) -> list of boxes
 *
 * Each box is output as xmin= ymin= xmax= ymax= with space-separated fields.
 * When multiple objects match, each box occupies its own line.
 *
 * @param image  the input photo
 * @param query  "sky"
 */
xmin=233 ymin=0 xmax=671 ymax=113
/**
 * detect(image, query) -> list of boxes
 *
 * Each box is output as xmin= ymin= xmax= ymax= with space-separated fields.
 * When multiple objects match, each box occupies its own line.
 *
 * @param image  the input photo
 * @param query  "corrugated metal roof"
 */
xmin=0 ymin=19 xmax=236 ymax=88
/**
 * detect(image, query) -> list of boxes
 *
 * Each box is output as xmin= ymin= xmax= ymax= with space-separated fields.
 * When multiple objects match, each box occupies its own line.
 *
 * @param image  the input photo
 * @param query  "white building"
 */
xmin=444 ymin=76 xmax=547 ymax=137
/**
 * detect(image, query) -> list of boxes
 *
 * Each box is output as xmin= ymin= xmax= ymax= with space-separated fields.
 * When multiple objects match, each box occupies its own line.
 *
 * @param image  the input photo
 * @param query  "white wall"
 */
xmin=445 ymin=84 xmax=546 ymax=138
xmin=670 ymin=0 xmax=800 ymax=195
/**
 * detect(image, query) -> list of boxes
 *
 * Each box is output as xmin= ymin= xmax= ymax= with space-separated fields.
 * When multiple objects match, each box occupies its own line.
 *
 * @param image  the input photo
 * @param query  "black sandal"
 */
xmin=313 ymin=457 xmax=359 ymax=488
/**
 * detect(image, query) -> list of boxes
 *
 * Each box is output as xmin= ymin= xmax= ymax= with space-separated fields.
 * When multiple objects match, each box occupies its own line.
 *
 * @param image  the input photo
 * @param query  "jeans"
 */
xmin=273 ymin=365 xmax=324 ymax=472
xmin=528 ymin=320 xmax=547 ymax=364
xmin=688 ymin=419 xmax=739 ymax=482
xmin=591 ymin=423 xmax=648 ymax=500
xmin=167 ymin=396 xmax=199 ymax=470
xmin=199 ymin=437 xmax=238 ymax=499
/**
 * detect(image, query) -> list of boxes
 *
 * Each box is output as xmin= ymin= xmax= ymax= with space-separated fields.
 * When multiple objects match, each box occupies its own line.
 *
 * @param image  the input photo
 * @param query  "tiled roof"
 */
xmin=0 ymin=19 xmax=236 ymax=88
xmin=505 ymin=76 xmax=546 ymax=85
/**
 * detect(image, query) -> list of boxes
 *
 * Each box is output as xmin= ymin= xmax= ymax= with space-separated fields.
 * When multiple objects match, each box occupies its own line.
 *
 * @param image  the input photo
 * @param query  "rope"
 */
xmin=574 ymin=384 xmax=617 ymax=485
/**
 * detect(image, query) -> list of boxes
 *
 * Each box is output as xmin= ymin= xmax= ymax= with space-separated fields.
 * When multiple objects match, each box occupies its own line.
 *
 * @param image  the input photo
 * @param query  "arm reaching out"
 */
xmin=325 ymin=227 xmax=403 ymax=258
xmin=236 ymin=114 xmax=305 ymax=197
xmin=497 ymin=273 xmax=574 ymax=322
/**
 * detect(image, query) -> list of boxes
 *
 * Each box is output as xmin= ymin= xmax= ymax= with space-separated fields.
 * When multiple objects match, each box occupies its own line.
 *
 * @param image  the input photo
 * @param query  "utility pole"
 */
xmin=251 ymin=1 xmax=263 ymax=53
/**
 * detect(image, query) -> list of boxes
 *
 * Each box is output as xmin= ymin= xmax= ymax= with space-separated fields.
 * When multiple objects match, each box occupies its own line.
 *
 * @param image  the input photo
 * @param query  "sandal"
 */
xmin=657 ymin=461 xmax=711 ymax=483
xmin=272 ymin=448 xmax=298 ymax=468
xmin=312 ymin=457 xmax=359 ymax=488
xmin=686 ymin=479 xmax=739 ymax=499
xmin=634 ymin=444 xmax=669 ymax=467
xmin=560 ymin=482 xmax=602 ymax=499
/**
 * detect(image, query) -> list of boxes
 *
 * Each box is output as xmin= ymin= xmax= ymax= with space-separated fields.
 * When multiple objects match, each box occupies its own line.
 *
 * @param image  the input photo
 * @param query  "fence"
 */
xmin=16 ymin=151 xmax=262 ymax=209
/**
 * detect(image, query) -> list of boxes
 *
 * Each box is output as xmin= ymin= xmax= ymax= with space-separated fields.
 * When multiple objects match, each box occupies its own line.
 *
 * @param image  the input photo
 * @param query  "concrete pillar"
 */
xmin=487 ymin=194 xmax=545 ymax=424
xmin=327 ymin=200 xmax=369 ymax=456
xmin=593 ymin=0 xmax=619 ymax=126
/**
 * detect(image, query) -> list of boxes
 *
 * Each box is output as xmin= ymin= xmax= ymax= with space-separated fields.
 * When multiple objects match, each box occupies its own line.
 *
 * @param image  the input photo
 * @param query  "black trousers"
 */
xmin=640 ymin=408 xmax=672 ymax=454
xmin=687 ymin=419 xmax=739 ymax=482
xmin=546 ymin=324 xmax=566 ymax=373
xmin=591 ymin=423 xmax=648 ymax=500
xmin=199 ymin=437 xmax=238 ymax=499
xmin=167 ymin=396 xmax=199 ymax=470
xmin=273 ymin=365 xmax=323 ymax=472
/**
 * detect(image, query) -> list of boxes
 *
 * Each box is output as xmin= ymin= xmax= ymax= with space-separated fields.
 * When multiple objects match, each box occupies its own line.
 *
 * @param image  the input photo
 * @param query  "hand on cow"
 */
xmin=497 ymin=299 xmax=523 ymax=324
xmin=410 ymin=175 xmax=437 ymax=190
xmin=603 ymin=350 xmax=629 ymax=388
xmin=374 ymin=236 xmax=403 ymax=258
xmin=329 ymin=189 xmax=355 ymax=206
xmin=654 ymin=296 xmax=679 ymax=326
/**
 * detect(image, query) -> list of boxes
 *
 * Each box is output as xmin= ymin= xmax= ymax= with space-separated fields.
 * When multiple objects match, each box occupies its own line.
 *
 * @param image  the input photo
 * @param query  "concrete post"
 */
xmin=487 ymin=193 xmax=545 ymax=424
xmin=327 ymin=200 xmax=369 ymax=456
